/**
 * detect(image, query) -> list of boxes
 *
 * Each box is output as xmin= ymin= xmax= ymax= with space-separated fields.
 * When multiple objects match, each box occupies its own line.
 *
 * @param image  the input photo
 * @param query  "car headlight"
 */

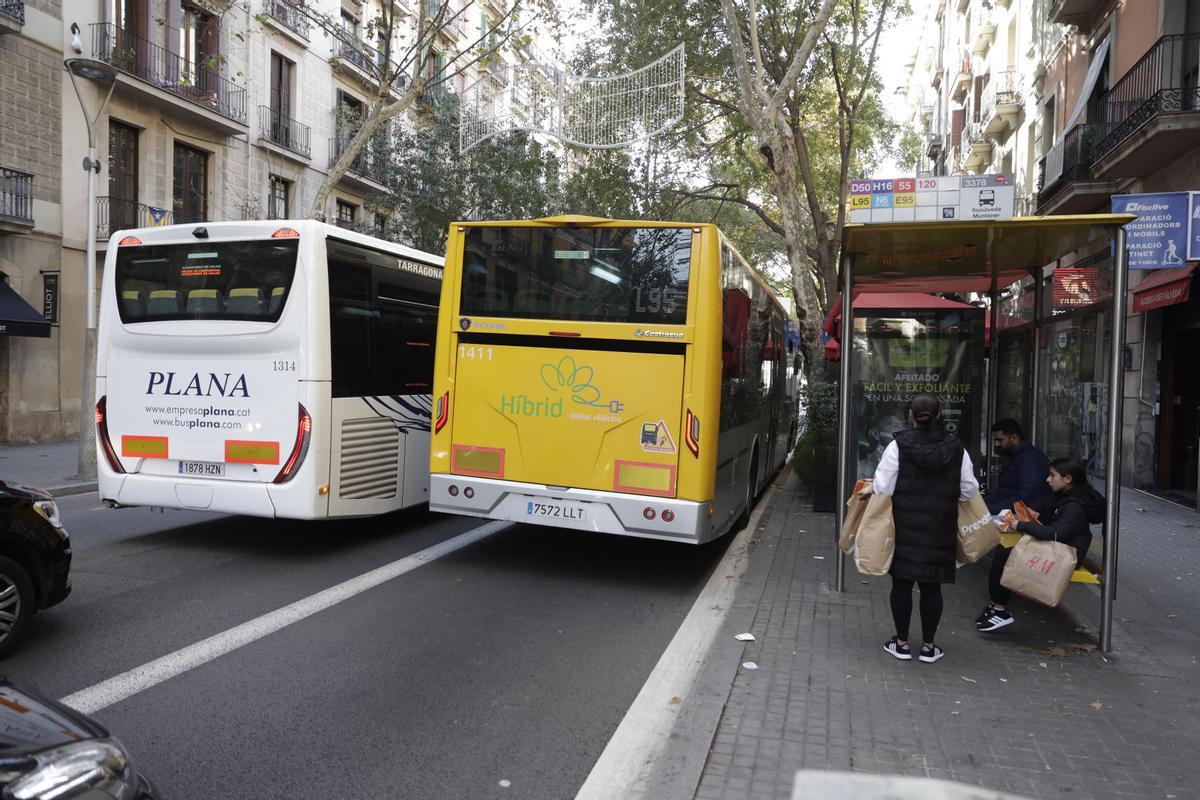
xmin=31 ymin=500 xmax=62 ymax=530
xmin=4 ymin=738 xmax=136 ymax=800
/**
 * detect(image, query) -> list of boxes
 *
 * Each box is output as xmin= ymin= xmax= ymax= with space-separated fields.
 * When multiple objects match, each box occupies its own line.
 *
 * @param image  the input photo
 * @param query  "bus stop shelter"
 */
xmin=832 ymin=214 xmax=1135 ymax=652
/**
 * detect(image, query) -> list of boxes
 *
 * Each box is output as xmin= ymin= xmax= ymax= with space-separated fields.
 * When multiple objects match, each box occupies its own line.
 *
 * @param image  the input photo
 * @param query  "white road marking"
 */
xmin=61 ymin=520 xmax=512 ymax=715
xmin=574 ymin=489 xmax=773 ymax=800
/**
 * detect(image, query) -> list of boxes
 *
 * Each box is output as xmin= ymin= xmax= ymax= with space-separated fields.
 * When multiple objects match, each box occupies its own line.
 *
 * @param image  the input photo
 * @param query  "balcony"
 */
xmin=925 ymin=132 xmax=944 ymax=160
xmin=971 ymin=4 xmax=996 ymax=56
xmin=330 ymin=131 xmax=389 ymax=191
xmin=960 ymin=121 xmax=993 ymax=173
xmin=257 ymin=106 xmax=311 ymax=159
xmin=951 ymin=52 xmax=972 ymax=103
xmin=0 ymin=168 xmax=33 ymax=233
xmin=980 ymin=69 xmax=1022 ymax=140
xmin=91 ymin=23 xmax=247 ymax=135
xmin=265 ymin=0 xmax=309 ymax=40
xmin=0 ymin=0 xmax=23 ymax=30
xmin=1092 ymin=34 xmax=1200 ymax=179
xmin=1036 ymin=123 xmax=1119 ymax=215
xmin=94 ymin=197 xmax=202 ymax=240
xmin=1048 ymin=0 xmax=1105 ymax=27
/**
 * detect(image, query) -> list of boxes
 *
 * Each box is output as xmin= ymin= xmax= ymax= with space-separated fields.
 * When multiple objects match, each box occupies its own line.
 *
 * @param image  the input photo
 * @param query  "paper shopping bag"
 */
xmin=853 ymin=493 xmax=894 ymax=576
xmin=956 ymin=493 xmax=1001 ymax=565
xmin=839 ymin=479 xmax=874 ymax=554
xmin=999 ymin=534 xmax=1076 ymax=607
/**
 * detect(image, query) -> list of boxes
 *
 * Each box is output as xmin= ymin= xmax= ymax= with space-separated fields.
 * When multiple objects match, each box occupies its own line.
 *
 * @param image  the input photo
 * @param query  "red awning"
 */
xmin=1131 ymin=265 xmax=1196 ymax=314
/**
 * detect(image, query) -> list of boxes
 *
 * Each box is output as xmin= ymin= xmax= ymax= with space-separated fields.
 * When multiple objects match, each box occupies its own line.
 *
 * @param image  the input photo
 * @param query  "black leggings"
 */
xmin=988 ymin=546 xmax=1013 ymax=606
xmin=889 ymin=577 xmax=943 ymax=644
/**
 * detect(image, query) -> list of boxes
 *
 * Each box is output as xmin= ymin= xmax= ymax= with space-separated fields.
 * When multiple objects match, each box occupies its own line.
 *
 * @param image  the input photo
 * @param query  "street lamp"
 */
xmin=65 ymin=56 xmax=117 ymax=480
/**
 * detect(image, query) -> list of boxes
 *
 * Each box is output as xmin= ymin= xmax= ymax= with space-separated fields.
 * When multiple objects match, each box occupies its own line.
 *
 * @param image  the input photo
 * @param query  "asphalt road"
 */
xmin=2 ymin=493 xmax=735 ymax=799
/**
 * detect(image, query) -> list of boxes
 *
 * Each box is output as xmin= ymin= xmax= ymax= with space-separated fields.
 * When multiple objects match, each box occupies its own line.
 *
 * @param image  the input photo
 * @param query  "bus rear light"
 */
xmin=548 ymin=331 xmax=582 ymax=337
xmin=121 ymin=435 xmax=169 ymax=459
xmin=463 ymin=487 xmax=474 ymax=499
xmin=448 ymin=484 xmax=459 ymax=497
xmin=684 ymin=410 xmax=700 ymax=457
xmin=662 ymin=509 xmax=676 ymax=523
xmin=95 ymin=397 xmax=125 ymax=474
xmin=451 ymin=445 xmax=505 ymax=478
xmin=434 ymin=392 xmax=449 ymax=433
xmin=273 ymin=404 xmax=311 ymax=484
xmin=117 ymin=236 xmax=142 ymax=246
xmin=643 ymin=507 xmax=656 ymax=521
xmin=614 ymin=460 xmax=677 ymax=497
xmin=271 ymin=227 xmax=300 ymax=238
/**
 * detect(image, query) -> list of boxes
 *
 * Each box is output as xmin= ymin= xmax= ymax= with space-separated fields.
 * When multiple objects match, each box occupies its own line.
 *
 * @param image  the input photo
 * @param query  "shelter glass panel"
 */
xmin=1035 ymin=311 xmax=1111 ymax=477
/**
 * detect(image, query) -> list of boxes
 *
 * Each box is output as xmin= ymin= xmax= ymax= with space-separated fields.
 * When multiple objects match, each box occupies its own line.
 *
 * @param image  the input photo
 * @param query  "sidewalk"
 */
xmin=0 ymin=441 xmax=97 ymax=496
xmin=693 ymin=476 xmax=1199 ymax=800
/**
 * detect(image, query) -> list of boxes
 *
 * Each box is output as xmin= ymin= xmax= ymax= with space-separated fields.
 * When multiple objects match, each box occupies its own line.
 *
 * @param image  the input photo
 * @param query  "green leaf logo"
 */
xmin=541 ymin=356 xmax=602 ymax=406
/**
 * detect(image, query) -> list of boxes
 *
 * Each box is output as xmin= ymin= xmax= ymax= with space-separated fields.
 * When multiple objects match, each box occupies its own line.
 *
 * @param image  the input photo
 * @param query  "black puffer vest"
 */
xmin=891 ymin=427 xmax=963 ymax=584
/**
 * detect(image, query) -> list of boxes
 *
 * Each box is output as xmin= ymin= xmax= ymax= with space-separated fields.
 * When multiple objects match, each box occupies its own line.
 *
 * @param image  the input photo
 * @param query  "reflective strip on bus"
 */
xmin=121 ymin=435 xmax=169 ymax=459
xmin=225 ymin=440 xmax=281 ymax=465
xmin=613 ymin=460 xmax=677 ymax=497
xmin=451 ymin=444 xmax=505 ymax=478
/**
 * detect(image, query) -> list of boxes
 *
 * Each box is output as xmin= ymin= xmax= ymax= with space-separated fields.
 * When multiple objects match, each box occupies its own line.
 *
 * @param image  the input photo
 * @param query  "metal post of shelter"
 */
xmin=985 ymin=286 xmax=1000 ymax=483
xmin=1030 ymin=266 xmax=1044 ymax=449
xmin=834 ymin=255 xmax=855 ymax=592
xmin=1100 ymin=226 xmax=1128 ymax=653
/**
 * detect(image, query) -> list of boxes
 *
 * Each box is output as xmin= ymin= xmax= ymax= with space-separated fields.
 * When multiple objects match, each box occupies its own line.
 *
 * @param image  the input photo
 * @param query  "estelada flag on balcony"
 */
xmin=148 ymin=207 xmax=169 ymax=226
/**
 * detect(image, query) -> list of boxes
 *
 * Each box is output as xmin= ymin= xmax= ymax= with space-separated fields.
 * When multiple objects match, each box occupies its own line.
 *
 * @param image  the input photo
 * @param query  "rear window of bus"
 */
xmin=460 ymin=226 xmax=692 ymax=324
xmin=114 ymin=239 xmax=299 ymax=323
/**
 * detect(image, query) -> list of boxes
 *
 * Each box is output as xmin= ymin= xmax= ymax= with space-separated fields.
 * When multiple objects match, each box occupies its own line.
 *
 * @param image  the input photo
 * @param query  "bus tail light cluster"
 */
xmin=684 ymin=410 xmax=700 ymax=457
xmin=446 ymin=484 xmax=475 ymax=499
xmin=434 ymin=392 xmax=449 ymax=434
xmin=642 ymin=507 xmax=677 ymax=523
xmin=273 ymin=404 xmax=312 ymax=484
xmin=95 ymin=397 xmax=125 ymax=474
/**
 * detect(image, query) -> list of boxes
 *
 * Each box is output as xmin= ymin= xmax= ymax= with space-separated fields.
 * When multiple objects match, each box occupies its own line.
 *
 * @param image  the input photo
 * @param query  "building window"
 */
xmin=173 ymin=142 xmax=208 ymax=222
xmin=375 ymin=212 xmax=388 ymax=234
xmin=108 ymin=120 xmax=139 ymax=230
xmin=336 ymin=199 xmax=356 ymax=227
xmin=268 ymin=175 xmax=290 ymax=220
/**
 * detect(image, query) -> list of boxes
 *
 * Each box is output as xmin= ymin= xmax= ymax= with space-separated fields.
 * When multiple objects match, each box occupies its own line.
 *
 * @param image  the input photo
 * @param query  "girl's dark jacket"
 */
xmin=890 ymin=427 xmax=964 ymax=584
xmin=1016 ymin=485 xmax=1106 ymax=566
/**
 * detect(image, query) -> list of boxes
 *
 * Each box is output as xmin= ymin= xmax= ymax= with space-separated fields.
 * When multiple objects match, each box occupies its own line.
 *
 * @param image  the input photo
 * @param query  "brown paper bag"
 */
xmin=999 ymin=534 xmax=1076 ymax=607
xmin=839 ymin=479 xmax=874 ymax=554
xmin=956 ymin=493 xmax=1001 ymax=565
xmin=853 ymin=493 xmax=894 ymax=576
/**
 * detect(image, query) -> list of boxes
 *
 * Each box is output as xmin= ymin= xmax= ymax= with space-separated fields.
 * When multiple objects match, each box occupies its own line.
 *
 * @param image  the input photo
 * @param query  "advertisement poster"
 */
xmin=850 ymin=307 xmax=986 ymax=479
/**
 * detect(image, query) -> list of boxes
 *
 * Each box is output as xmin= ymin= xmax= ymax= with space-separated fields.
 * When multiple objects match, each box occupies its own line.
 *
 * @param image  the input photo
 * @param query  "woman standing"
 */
xmin=976 ymin=456 xmax=1104 ymax=632
xmin=872 ymin=394 xmax=980 ymax=663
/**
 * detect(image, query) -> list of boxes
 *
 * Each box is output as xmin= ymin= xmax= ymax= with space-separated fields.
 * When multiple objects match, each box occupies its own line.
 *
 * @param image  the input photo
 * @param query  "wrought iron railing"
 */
xmin=91 ymin=23 xmax=247 ymax=124
xmin=1038 ymin=123 xmax=1100 ymax=207
xmin=1095 ymin=33 xmax=1200 ymax=159
xmin=0 ymin=168 xmax=33 ymax=225
xmin=266 ymin=0 xmax=309 ymax=38
xmin=330 ymin=132 xmax=388 ymax=184
xmin=334 ymin=39 xmax=376 ymax=74
xmin=258 ymin=106 xmax=311 ymax=157
xmin=95 ymin=196 xmax=203 ymax=238
xmin=0 ymin=0 xmax=24 ymax=23
xmin=981 ymin=68 xmax=1021 ymax=120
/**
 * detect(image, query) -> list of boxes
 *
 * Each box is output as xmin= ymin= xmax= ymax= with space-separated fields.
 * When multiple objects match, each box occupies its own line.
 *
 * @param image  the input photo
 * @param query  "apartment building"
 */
xmin=0 ymin=0 xmax=551 ymax=445
xmin=904 ymin=0 xmax=1200 ymax=504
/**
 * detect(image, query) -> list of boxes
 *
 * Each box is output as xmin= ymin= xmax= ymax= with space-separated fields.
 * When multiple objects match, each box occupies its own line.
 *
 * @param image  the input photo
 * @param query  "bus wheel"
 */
xmin=735 ymin=451 xmax=758 ymax=531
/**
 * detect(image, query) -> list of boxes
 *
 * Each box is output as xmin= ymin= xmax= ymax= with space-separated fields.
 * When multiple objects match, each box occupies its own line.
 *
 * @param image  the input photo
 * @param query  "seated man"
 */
xmin=984 ymin=419 xmax=1051 ymax=515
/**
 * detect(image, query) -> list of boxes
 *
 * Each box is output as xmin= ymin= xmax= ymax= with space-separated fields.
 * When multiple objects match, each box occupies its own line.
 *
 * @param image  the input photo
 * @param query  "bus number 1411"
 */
xmin=459 ymin=346 xmax=494 ymax=361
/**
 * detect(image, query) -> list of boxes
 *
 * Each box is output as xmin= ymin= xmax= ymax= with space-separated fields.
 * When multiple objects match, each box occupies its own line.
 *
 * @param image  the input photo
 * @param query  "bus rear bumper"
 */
xmin=102 ymin=472 xmax=285 ymax=518
xmin=429 ymin=474 xmax=718 ymax=544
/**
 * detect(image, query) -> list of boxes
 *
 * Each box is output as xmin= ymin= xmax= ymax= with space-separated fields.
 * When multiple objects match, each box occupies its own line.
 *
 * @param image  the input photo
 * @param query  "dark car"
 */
xmin=0 ymin=677 xmax=158 ymax=798
xmin=0 ymin=482 xmax=71 ymax=657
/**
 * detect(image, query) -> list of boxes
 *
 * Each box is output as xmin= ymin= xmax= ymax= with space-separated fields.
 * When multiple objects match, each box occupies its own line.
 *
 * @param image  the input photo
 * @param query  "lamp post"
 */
xmin=64 ymin=57 xmax=117 ymax=480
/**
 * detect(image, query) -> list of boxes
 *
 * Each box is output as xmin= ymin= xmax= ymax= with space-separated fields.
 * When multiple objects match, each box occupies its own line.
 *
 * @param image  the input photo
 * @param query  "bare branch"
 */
xmin=765 ymin=0 xmax=836 ymax=122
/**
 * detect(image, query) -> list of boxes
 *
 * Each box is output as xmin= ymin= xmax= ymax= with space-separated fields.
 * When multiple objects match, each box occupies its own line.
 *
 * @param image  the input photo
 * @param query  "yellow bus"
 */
xmin=429 ymin=215 xmax=798 ymax=544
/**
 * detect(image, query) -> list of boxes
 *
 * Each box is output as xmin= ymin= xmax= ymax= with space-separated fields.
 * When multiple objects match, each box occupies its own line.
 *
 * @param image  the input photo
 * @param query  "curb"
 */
xmin=47 ymin=483 xmax=98 ymax=498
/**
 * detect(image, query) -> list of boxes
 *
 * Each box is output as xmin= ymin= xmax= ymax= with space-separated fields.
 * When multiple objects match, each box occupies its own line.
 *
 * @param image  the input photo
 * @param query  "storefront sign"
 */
xmin=1052 ymin=267 xmax=1101 ymax=308
xmin=1112 ymin=192 xmax=1189 ymax=269
xmin=41 ymin=273 xmax=58 ymax=324
xmin=1188 ymin=193 xmax=1200 ymax=261
xmin=1130 ymin=266 xmax=1195 ymax=313
xmin=849 ymin=174 xmax=1014 ymax=224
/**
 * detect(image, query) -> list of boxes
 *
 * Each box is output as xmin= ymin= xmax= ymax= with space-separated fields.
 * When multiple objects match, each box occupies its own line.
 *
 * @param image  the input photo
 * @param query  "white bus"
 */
xmin=96 ymin=220 xmax=443 ymax=519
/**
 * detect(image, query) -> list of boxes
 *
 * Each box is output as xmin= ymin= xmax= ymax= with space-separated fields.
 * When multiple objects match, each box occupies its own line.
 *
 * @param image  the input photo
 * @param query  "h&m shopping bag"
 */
xmin=853 ymin=492 xmax=894 ymax=576
xmin=956 ymin=493 xmax=1001 ymax=565
xmin=999 ymin=534 xmax=1077 ymax=607
xmin=839 ymin=479 xmax=874 ymax=554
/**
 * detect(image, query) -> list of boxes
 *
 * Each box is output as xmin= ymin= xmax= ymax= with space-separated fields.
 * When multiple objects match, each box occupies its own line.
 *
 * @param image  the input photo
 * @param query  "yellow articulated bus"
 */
xmin=429 ymin=215 xmax=798 ymax=544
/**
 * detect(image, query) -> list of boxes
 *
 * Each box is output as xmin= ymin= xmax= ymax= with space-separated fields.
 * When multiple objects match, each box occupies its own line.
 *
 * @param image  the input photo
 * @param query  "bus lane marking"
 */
xmin=61 ymin=520 xmax=512 ymax=715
